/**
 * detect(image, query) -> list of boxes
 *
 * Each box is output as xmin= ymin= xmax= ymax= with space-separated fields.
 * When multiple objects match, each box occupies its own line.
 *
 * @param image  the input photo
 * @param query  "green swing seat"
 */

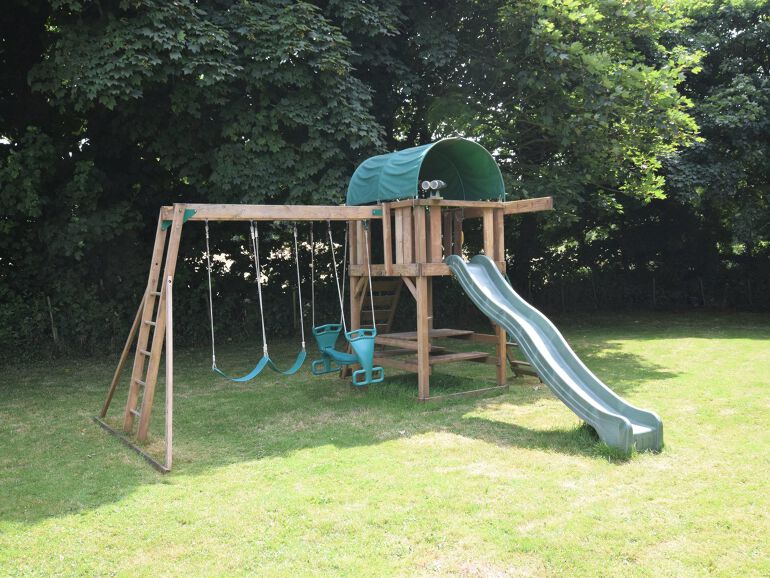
xmin=311 ymin=323 xmax=384 ymax=386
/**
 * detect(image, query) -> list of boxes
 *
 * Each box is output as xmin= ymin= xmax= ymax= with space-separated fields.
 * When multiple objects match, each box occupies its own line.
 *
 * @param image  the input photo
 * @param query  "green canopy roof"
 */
xmin=346 ymin=138 xmax=505 ymax=206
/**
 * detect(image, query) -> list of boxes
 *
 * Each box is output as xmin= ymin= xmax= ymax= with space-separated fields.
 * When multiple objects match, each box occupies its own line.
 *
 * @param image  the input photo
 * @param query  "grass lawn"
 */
xmin=1 ymin=313 xmax=768 ymax=576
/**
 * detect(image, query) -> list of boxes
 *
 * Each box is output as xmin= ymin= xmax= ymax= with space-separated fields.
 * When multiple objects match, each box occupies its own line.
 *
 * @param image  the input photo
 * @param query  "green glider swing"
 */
xmin=310 ymin=221 xmax=384 ymax=387
xmin=204 ymin=220 xmax=307 ymax=382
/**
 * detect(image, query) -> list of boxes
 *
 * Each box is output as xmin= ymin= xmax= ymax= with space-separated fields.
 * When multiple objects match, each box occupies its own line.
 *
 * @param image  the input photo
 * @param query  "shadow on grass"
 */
xmin=1 ymin=328 xmax=676 ymax=526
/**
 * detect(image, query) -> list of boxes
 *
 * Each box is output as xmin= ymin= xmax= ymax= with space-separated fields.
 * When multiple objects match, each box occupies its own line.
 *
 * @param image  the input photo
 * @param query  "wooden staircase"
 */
xmin=360 ymin=278 xmax=403 ymax=333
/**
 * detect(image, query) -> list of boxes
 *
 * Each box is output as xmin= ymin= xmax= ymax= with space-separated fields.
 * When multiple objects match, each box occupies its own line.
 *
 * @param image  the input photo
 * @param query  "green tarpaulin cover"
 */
xmin=346 ymin=138 xmax=505 ymax=206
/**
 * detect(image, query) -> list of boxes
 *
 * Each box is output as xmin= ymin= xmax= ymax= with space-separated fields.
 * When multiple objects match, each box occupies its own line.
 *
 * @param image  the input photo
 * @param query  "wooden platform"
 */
xmin=380 ymin=328 xmax=475 ymax=340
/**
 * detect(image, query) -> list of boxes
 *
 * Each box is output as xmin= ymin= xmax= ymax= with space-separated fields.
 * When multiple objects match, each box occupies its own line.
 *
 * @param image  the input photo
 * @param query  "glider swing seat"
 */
xmin=204 ymin=220 xmax=307 ymax=382
xmin=310 ymin=222 xmax=384 ymax=387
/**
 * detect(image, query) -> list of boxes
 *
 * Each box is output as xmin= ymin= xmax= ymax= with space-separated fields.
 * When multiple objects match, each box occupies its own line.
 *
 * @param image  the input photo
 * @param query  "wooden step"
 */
xmin=382 ymin=328 xmax=475 ymax=340
xmin=139 ymin=349 xmax=151 ymax=356
xmin=144 ymin=320 xmax=157 ymax=327
xmin=429 ymin=351 xmax=489 ymax=365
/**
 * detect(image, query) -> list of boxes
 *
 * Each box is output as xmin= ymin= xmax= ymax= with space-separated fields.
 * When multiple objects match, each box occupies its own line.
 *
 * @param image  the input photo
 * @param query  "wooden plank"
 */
xmin=402 ymin=276 xmax=417 ymax=300
xmin=164 ymin=275 xmax=173 ymax=471
xmin=350 ymin=263 xmax=420 ymax=277
xmin=100 ymin=290 xmax=145 ymax=418
xmin=483 ymin=208 xmax=494 ymax=257
xmin=416 ymin=276 xmax=431 ymax=400
xmin=414 ymin=206 xmax=427 ymax=263
xmin=349 ymin=220 xmax=359 ymax=266
xmin=160 ymin=204 xmax=382 ymax=222
xmin=429 ymin=206 xmax=443 ymax=263
xmin=442 ymin=211 xmax=453 ymax=256
xmin=402 ymin=208 xmax=414 ymax=264
xmin=93 ymin=417 xmax=170 ymax=474
xmin=494 ymin=208 xmax=505 ymax=262
xmin=502 ymin=197 xmax=553 ymax=215
xmin=394 ymin=208 xmax=405 ymax=264
xmin=369 ymin=279 xmax=403 ymax=293
xmin=383 ymin=328 xmax=475 ymax=340
xmin=387 ymin=198 xmax=505 ymax=210
xmin=466 ymin=332 xmax=498 ymax=343
xmin=428 ymin=351 xmax=489 ymax=365
xmin=376 ymin=335 xmax=426 ymax=350
xmin=382 ymin=203 xmax=393 ymax=276
xmin=374 ymin=356 xmax=420 ymax=373
xmin=452 ymin=210 xmax=463 ymax=255
xmin=136 ymin=204 xmax=186 ymax=442
xmin=124 ymin=212 xmax=168 ymax=432
xmin=496 ymin=324 xmax=507 ymax=385
xmin=356 ymin=221 xmax=367 ymax=269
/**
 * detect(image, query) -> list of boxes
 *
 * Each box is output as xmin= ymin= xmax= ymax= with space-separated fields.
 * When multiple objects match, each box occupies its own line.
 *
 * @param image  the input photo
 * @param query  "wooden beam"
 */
xmin=414 ymin=206 xmax=427 ymax=263
xmin=387 ymin=198 xmax=504 ymax=210
xmin=502 ymin=197 xmax=553 ymax=215
xmin=382 ymin=203 xmax=393 ymax=275
xmin=160 ymin=204 xmax=382 ymax=222
xmin=494 ymin=208 xmax=505 ymax=262
xmin=416 ymin=276 xmax=431 ymax=400
xmin=101 ymin=290 xmax=145 ymax=418
xmin=429 ymin=206 xmax=443 ymax=263
xmin=483 ymin=208 xmax=494 ymax=257
xmin=164 ymin=275 xmax=173 ymax=471
xmin=402 ymin=276 xmax=418 ymax=300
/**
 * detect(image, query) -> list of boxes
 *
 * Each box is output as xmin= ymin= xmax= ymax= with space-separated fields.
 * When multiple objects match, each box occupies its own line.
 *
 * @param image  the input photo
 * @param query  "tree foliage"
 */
xmin=1 ymin=0 xmax=768 ymax=355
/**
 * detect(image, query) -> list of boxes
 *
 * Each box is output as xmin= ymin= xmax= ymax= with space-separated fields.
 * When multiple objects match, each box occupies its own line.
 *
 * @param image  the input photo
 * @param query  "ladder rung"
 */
xmin=135 ymin=379 xmax=146 ymax=386
xmin=130 ymin=408 xmax=141 ymax=417
xmin=139 ymin=349 xmax=151 ymax=356
xmin=150 ymin=290 xmax=161 ymax=296
xmin=143 ymin=320 xmax=156 ymax=327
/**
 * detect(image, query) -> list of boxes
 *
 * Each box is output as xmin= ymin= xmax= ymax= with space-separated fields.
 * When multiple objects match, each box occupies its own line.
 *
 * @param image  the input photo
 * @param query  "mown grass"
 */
xmin=1 ymin=313 xmax=768 ymax=576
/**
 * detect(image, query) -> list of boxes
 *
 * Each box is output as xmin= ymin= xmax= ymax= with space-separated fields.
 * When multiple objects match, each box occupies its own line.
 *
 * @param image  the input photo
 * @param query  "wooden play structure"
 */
xmin=96 ymin=138 xmax=553 ymax=471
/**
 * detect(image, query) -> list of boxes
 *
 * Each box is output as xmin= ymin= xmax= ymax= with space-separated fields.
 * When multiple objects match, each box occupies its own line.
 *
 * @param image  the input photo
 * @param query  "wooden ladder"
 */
xmin=360 ymin=278 xmax=403 ymax=333
xmin=124 ymin=206 xmax=185 ymax=441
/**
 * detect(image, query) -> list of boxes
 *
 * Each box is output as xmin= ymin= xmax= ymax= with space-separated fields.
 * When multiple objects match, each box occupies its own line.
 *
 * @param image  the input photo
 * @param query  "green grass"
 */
xmin=1 ymin=313 xmax=769 ymax=576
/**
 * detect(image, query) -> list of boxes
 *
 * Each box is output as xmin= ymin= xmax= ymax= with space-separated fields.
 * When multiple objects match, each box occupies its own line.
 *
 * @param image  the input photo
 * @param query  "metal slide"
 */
xmin=446 ymin=254 xmax=663 ymax=453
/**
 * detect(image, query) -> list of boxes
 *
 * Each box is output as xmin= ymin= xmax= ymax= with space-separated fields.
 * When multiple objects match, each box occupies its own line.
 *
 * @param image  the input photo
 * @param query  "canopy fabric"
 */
xmin=346 ymin=138 xmax=505 ymax=206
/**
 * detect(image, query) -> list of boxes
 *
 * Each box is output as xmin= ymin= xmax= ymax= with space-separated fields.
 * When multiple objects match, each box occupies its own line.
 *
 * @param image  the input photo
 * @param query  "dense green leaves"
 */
xmin=1 ymin=0 xmax=768 ymax=355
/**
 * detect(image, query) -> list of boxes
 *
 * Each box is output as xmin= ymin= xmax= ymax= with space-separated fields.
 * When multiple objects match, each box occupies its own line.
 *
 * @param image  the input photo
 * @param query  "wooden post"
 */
xmin=442 ymin=211 xmax=453 ymax=256
xmin=414 ymin=206 xmax=427 ymax=263
xmin=382 ymin=203 xmax=393 ymax=275
xmin=395 ymin=207 xmax=414 ymax=264
xmin=164 ymin=275 xmax=173 ymax=470
xmin=429 ymin=206 xmax=443 ymax=262
xmin=416 ymin=275 xmax=431 ymax=400
xmin=483 ymin=208 xmax=495 ymax=257
xmin=493 ymin=209 xmax=505 ymax=262
xmin=101 ymin=290 xmax=146 ymax=418
xmin=452 ymin=210 xmax=463 ymax=255
xmin=136 ymin=204 xmax=186 ymax=441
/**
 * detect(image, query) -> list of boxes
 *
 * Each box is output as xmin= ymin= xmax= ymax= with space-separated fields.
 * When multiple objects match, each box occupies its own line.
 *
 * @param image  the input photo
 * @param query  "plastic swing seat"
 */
xmin=311 ymin=324 xmax=384 ymax=387
xmin=213 ymin=355 xmax=270 ymax=382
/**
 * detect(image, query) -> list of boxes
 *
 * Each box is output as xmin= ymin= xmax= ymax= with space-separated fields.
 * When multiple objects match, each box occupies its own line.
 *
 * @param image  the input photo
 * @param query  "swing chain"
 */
xmin=293 ymin=224 xmax=306 ymax=351
xmin=250 ymin=221 xmax=269 ymax=357
xmin=204 ymin=219 xmax=217 ymax=369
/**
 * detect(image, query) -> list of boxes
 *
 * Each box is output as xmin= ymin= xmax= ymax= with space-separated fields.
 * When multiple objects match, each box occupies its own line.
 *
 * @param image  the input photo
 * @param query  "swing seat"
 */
xmin=311 ymin=325 xmax=384 ymax=386
xmin=346 ymin=328 xmax=384 ymax=386
xmin=213 ymin=355 xmax=271 ymax=382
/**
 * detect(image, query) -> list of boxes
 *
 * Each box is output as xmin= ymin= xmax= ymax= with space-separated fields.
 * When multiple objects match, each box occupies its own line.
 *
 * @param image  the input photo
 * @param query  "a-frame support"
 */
xmin=96 ymin=204 xmax=186 ymax=473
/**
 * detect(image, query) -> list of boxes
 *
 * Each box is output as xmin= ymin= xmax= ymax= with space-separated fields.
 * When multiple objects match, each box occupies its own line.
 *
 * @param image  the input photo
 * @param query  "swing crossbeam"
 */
xmin=160 ymin=204 xmax=382 ymax=222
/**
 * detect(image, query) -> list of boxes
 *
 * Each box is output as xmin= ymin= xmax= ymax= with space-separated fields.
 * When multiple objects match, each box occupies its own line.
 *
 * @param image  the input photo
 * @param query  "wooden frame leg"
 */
xmin=416 ymin=276 xmax=431 ymax=400
xmin=100 ymin=291 xmax=145 ymax=418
